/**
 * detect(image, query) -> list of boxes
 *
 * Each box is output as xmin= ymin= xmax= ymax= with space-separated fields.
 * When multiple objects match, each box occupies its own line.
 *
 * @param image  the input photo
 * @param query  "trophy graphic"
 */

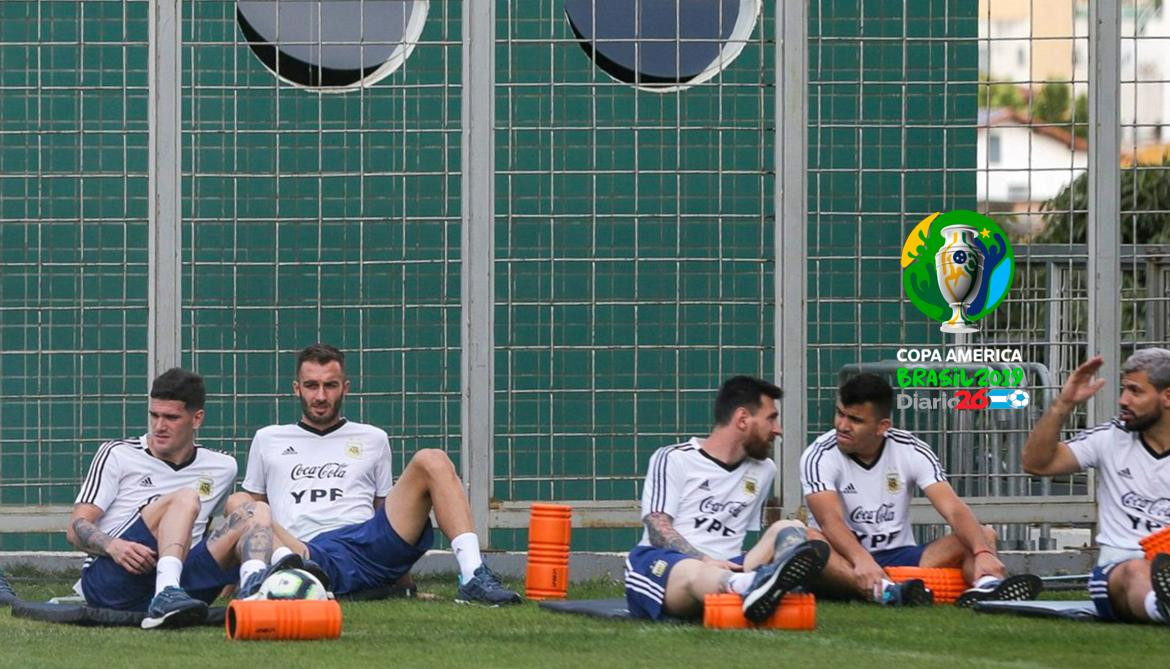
xmin=934 ymin=225 xmax=984 ymax=333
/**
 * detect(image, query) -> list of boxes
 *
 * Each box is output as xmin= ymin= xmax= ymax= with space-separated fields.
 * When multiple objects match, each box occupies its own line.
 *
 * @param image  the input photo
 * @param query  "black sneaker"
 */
xmin=455 ymin=565 xmax=522 ymax=606
xmin=140 ymin=586 xmax=208 ymax=629
xmin=879 ymin=578 xmax=934 ymax=607
xmin=237 ymin=553 xmax=332 ymax=599
xmin=1150 ymin=553 xmax=1170 ymax=624
xmin=742 ymin=539 xmax=830 ymax=623
xmin=955 ymin=573 xmax=1042 ymax=608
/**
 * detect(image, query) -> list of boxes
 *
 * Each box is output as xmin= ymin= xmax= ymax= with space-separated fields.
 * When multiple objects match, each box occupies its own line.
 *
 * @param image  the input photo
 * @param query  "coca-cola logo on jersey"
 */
xmin=698 ymin=496 xmax=747 ymax=518
xmin=849 ymin=503 xmax=896 ymax=525
xmin=291 ymin=462 xmax=349 ymax=480
xmin=1121 ymin=491 xmax=1170 ymax=522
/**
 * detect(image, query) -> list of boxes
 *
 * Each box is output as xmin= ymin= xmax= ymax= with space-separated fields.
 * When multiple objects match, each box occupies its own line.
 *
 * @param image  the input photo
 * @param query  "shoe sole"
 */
xmin=743 ymin=539 xmax=829 ymax=623
xmin=453 ymin=594 xmax=522 ymax=607
xmin=1150 ymin=553 xmax=1170 ymax=618
xmin=955 ymin=573 xmax=1042 ymax=608
xmin=898 ymin=579 xmax=934 ymax=607
xmin=140 ymin=600 xmax=209 ymax=630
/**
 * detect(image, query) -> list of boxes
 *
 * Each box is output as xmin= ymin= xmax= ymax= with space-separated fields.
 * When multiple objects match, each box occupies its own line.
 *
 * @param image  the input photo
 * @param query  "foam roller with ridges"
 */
xmin=884 ymin=566 xmax=968 ymax=605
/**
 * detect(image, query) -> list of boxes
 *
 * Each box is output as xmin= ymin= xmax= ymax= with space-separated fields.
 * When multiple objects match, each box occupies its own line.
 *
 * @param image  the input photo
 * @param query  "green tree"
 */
xmin=978 ymin=75 xmax=1026 ymax=110
xmin=1037 ymin=160 xmax=1170 ymax=243
xmin=1072 ymin=93 xmax=1088 ymax=139
xmin=1033 ymin=82 xmax=1071 ymax=123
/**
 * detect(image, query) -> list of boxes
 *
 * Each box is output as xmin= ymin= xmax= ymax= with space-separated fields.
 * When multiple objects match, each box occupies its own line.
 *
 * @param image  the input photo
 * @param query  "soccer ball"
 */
xmin=257 ymin=568 xmax=329 ymax=601
xmin=1007 ymin=389 xmax=1030 ymax=409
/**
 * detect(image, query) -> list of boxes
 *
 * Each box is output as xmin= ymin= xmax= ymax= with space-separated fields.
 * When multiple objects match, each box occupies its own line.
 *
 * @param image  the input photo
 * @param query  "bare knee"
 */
xmin=410 ymin=448 xmax=456 ymax=479
xmin=227 ymin=499 xmax=272 ymax=528
xmin=224 ymin=492 xmax=254 ymax=516
xmin=1110 ymin=559 xmax=1149 ymax=591
xmin=981 ymin=525 xmax=998 ymax=546
xmin=163 ymin=487 xmax=201 ymax=513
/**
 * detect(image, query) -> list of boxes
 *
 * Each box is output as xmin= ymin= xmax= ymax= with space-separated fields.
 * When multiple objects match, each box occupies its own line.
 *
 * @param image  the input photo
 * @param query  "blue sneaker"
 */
xmin=743 ymin=539 xmax=829 ymax=623
xmin=455 ymin=565 xmax=522 ymax=606
xmin=237 ymin=553 xmax=331 ymax=599
xmin=879 ymin=578 xmax=933 ymax=607
xmin=140 ymin=586 xmax=208 ymax=629
xmin=1150 ymin=553 xmax=1170 ymax=624
xmin=955 ymin=574 xmax=1041 ymax=608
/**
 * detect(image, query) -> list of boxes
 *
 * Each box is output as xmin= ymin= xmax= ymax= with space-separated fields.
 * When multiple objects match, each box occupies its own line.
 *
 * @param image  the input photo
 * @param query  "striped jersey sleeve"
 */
xmin=1065 ymin=419 xmax=1122 ymax=470
xmin=800 ymin=431 xmax=840 ymax=495
xmin=640 ymin=445 xmax=687 ymax=518
xmin=74 ymin=440 xmax=126 ymax=510
xmin=887 ymin=428 xmax=946 ymax=489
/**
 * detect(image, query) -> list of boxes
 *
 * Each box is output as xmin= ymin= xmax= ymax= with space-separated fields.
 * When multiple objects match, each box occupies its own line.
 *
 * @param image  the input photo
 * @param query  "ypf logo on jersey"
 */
xmin=901 ymin=210 xmax=1014 ymax=335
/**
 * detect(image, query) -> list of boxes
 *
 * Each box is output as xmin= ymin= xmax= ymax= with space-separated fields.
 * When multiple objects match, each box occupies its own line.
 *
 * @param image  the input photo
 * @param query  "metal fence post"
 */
xmin=1088 ymin=0 xmax=1121 ymax=418
xmin=776 ymin=0 xmax=808 ymax=517
xmin=148 ymin=0 xmax=182 ymax=383
xmin=462 ymin=0 xmax=496 ymax=546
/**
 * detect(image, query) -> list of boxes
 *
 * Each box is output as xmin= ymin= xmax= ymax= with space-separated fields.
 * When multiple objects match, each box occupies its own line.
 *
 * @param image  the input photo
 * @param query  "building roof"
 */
xmin=980 ymin=107 xmax=1089 ymax=152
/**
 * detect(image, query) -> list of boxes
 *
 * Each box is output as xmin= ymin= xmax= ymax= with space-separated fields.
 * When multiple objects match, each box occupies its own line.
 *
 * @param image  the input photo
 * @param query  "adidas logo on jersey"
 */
xmin=698 ymin=479 xmax=710 ymax=491
xmin=842 ymin=483 xmax=858 ymax=494
xmin=139 ymin=476 xmax=154 ymax=488
xmin=282 ymin=446 xmax=298 ymax=455
xmin=1119 ymin=468 xmax=1133 ymax=479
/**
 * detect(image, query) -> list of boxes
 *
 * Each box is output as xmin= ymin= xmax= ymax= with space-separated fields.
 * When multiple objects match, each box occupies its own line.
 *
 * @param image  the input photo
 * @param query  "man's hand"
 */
xmin=106 ymin=538 xmax=158 ymax=574
xmin=1058 ymin=356 xmax=1107 ymax=408
xmin=852 ymin=558 xmax=886 ymax=596
xmin=700 ymin=556 xmax=743 ymax=572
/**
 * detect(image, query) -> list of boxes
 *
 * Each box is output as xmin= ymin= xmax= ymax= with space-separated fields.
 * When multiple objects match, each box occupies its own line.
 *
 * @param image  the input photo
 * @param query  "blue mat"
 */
xmin=973 ymin=599 xmax=1102 ymax=621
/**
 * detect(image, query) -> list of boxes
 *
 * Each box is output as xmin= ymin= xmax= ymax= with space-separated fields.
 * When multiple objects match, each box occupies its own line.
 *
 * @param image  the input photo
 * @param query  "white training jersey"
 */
xmin=637 ymin=438 xmax=776 ymax=561
xmin=74 ymin=436 xmax=237 ymax=545
xmin=800 ymin=428 xmax=947 ymax=552
xmin=1066 ymin=418 xmax=1170 ymax=554
xmin=243 ymin=419 xmax=392 ymax=541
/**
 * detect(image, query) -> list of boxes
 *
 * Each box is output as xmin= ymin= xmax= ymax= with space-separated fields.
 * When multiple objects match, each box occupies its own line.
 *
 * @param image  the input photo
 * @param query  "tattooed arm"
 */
xmin=643 ymin=512 xmax=703 ymax=557
xmin=67 ymin=503 xmax=157 ymax=574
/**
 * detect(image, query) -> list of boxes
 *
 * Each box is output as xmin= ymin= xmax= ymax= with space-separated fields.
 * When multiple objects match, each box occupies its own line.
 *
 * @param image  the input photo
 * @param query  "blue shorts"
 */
xmin=871 ymin=544 xmax=926 ymax=568
xmin=306 ymin=511 xmax=434 ymax=596
xmin=623 ymin=546 xmax=745 ymax=621
xmin=80 ymin=517 xmax=237 ymax=612
xmin=1088 ymin=562 xmax=1121 ymax=621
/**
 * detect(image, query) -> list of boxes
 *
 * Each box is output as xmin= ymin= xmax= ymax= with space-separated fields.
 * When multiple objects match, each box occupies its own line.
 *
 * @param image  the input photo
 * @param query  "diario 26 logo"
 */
xmin=900 ymin=210 xmax=1014 ymax=334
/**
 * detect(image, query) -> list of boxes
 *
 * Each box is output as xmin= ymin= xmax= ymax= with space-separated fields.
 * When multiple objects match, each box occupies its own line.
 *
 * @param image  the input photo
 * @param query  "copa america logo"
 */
xmin=901 ymin=211 xmax=1014 ymax=334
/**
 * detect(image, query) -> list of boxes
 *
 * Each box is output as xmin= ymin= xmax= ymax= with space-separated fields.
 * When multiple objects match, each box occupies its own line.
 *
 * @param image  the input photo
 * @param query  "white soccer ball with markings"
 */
xmin=1007 ymin=389 xmax=1030 ymax=408
xmin=257 ymin=568 xmax=329 ymax=601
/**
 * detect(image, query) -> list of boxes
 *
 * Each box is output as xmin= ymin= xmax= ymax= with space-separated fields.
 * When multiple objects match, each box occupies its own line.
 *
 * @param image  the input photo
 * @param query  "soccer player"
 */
xmin=233 ymin=343 xmax=520 ymax=605
xmin=800 ymin=373 xmax=1041 ymax=606
xmin=1022 ymin=350 xmax=1170 ymax=624
xmin=67 ymin=368 xmax=278 ymax=629
xmin=624 ymin=376 xmax=830 ymax=623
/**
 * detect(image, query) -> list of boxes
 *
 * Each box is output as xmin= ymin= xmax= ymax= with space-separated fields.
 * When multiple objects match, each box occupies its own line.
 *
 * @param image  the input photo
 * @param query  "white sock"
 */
xmin=974 ymin=575 xmax=1000 ymax=589
xmin=271 ymin=546 xmax=294 ymax=565
xmin=872 ymin=578 xmax=895 ymax=602
xmin=1144 ymin=591 xmax=1167 ymax=622
xmin=155 ymin=555 xmax=183 ymax=595
xmin=239 ymin=559 xmax=267 ymax=587
xmin=451 ymin=532 xmax=483 ymax=583
xmin=727 ymin=572 xmax=755 ymax=595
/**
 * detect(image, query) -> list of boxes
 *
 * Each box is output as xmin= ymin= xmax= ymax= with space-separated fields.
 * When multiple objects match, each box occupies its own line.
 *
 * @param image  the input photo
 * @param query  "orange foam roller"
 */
xmin=884 ymin=566 xmax=968 ymax=605
xmin=526 ymin=503 xmax=572 ymax=600
xmin=1140 ymin=526 xmax=1170 ymax=561
xmin=702 ymin=592 xmax=816 ymax=630
xmin=225 ymin=599 xmax=342 ymax=641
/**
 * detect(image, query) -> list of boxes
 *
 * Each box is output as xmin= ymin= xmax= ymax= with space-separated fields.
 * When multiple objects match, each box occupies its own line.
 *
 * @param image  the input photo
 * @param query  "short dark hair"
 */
xmin=839 ymin=373 xmax=894 ymax=419
xmin=714 ymin=376 xmax=782 ymax=425
xmin=149 ymin=368 xmax=206 ymax=411
xmin=296 ymin=343 xmax=346 ymax=376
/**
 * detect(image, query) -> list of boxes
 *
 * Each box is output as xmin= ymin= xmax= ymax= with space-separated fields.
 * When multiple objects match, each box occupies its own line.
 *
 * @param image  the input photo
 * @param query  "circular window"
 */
xmin=236 ymin=1 xmax=429 ymax=91
xmin=563 ymin=0 xmax=761 ymax=92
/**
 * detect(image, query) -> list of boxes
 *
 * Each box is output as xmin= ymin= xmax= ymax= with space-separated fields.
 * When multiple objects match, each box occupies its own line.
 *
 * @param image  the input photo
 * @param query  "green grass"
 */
xmin=0 ymin=569 xmax=1164 ymax=669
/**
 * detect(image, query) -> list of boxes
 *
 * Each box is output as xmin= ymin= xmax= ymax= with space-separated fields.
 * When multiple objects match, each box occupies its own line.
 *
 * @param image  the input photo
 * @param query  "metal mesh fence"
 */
xmin=0 ymin=1 xmax=149 ymax=549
